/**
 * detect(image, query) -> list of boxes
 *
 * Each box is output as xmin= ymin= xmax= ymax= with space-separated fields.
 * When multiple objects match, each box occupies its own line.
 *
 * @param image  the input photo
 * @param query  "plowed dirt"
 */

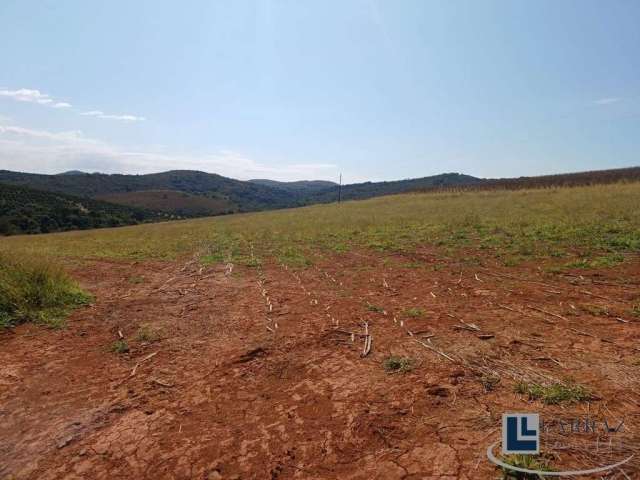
xmin=1 ymin=250 xmax=639 ymax=479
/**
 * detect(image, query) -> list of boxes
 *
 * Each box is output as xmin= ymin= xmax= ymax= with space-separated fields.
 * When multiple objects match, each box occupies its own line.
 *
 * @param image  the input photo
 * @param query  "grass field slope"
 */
xmin=6 ymin=181 xmax=638 ymax=265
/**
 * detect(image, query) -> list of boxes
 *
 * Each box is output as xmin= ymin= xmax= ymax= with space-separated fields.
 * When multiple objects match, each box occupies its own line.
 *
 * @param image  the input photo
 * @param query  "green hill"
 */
xmin=307 ymin=173 xmax=482 ymax=202
xmin=0 ymin=170 xmax=483 ymax=216
xmin=0 ymin=170 xmax=302 ymax=212
xmin=249 ymin=179 xmax=338 ymax=193
xmin=0 ymin=183 xmax=160 ymax=235
xmin=95 ymin=190 xmax=235 ymax=217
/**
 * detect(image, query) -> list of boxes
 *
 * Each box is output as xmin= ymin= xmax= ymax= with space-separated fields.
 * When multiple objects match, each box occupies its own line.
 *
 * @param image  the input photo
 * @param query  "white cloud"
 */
xmin=594 ymin=97 xmax=622 ymax=105
xmin=0 ymin=125 xmax=84 ymax=141
xmin=80 ymin=110 xmax=145 ymax=122
xmin=0 ymin=88 xmax=71 ymax=108
xmin=0 ymin=88 xmax=61 ymax=106
xmin=101 ymin=114 xmax=145 ymax=122
xmin=1 ymin=87 xmax=144 ymax=120
xmin=0 ymin=123 xmax=337 ymax=181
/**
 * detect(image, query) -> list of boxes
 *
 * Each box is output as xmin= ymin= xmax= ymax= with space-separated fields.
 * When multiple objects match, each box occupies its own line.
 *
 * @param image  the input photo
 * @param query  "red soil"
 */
xmin=1 ymin=250 xmax=639 ymax=479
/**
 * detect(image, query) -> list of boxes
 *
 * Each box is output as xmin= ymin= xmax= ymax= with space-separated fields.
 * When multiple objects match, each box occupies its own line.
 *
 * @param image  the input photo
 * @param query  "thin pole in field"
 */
xmin=338 ymin=173 xmax=342 ymax=203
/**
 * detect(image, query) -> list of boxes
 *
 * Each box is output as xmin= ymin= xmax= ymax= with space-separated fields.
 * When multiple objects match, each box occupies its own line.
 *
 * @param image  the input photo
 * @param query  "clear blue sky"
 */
xmin=0 ymin=0 xmax=638 ymax=182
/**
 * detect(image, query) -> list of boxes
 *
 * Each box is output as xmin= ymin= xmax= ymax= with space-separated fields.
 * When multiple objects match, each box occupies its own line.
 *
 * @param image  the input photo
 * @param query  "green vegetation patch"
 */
xmin=383 ymin=356 xmax=414 ymax=374
xmin=110 ymin=339 xmax=130 ymax=354
xmin=514 ymin=381 xmax=591 ymax=405
xmin=0 ymin=252 xmax=91 ymax=329
xmin=499 ymin=454 xmax=555 ymax=479
xmin=404 ymin=307 xmax=424 ymax=318
xmin=564 ymin=253 xmax=625 ymax=270
xmin=135 ymin=324 xmax=162 ymax=343
xmin=366 ymin=302 xmax=384 ymax=313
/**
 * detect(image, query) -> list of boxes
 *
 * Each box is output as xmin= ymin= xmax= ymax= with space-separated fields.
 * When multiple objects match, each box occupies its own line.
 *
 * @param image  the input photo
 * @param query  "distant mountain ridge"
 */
xmin=310 ymin=173 xmax=481 ymax=202
xmin=0 ymin=169 xmax=303 ymax=213
xmin=0 ymin=169 xmax=483 ymax=217
xmin=249 ymin=179 xmax=338 ymax=193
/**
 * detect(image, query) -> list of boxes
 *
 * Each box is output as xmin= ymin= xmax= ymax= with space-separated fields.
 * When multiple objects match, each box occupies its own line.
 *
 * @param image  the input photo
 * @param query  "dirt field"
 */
xmin=1 ymin=249 xmax=639 ymax=479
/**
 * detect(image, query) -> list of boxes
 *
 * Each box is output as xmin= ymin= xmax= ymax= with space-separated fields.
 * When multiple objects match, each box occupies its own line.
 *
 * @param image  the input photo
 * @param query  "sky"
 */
xmin=0 ymin=0 xmax=638 ymax=183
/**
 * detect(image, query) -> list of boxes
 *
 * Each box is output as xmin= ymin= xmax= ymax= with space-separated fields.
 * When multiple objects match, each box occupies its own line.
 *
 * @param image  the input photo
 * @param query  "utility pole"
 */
xmin=338 ymin=173 xmax=342 ymax=203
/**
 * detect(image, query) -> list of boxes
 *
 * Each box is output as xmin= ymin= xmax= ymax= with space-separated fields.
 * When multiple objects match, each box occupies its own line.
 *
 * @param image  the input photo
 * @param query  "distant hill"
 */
xmin=0 ymin=182 xmax=160 ymax=235
xmin=418 ymin=166 xmax=640 ymax=193
xmin=249 ymin=179 xmax=337 ymax=193
xmin=0 ymin=169 xmax=483 ymax=235
xmin=95 ymin=190 xmax=235 ymax=217
xmin=0 ymin=170 xmax=303 ymax=212
xmin=306 ymin=173 xmax=482 ymax=203
xmin=0 ymin=170 xmax=482 ymax=216
xmin=57 ymin=170 xmax=87 ymax=176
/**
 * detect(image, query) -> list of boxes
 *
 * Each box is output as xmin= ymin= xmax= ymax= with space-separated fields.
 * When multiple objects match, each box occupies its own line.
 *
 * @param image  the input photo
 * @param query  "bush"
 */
xmin=0 ymin=252 xmax=91 ymax=329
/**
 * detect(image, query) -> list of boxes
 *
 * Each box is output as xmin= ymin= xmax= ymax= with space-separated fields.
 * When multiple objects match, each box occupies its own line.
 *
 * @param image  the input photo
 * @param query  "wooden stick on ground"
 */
xmin=413 ymin=338 xmax=457 ymax=363
xmin=580 ymin=290 xmax=619 ymax=302
xmin=361 ymin=335 xmax=372 ymax=357
xmin=568 ymin=327 xmax=614 ymax=344
xmin=533 ymin=356 xmax=564 ymax=367
xmin=527 ymin=305 xmax=567 ymax=322
xmin=152 ymin=378 xmax=174 ymax=388
xmin=130 ymin=351 xmax=158 ymax=377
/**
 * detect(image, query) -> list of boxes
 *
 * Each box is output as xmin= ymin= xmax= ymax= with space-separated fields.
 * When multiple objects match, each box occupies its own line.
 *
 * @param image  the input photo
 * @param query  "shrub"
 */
xmin=0 ymin=252 xmax=91 ymax=329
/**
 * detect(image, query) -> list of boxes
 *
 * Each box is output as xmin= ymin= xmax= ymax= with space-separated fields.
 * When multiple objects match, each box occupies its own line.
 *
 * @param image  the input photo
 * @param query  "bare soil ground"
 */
xmin=1 ymin=250 xmax=639 ymax=479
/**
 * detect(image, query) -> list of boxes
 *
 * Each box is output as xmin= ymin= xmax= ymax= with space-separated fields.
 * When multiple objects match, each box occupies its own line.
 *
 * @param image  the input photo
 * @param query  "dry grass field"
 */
xmin=1 ymin=183 xmax=640 ymax=479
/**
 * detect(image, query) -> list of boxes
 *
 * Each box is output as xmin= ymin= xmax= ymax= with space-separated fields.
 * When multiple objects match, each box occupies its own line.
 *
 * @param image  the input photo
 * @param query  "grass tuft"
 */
xmin=499 ymin=454 xmax=555 ymax=479
xmin=366 ymin=302 xmax=384 ymax=313
xmin=404 ymin=307 xmax=424 ymax=318
xmin=0 ymin=252 xmax=91 ymax=329
xmin=135 ymin=324 xmax=162 ymax=343
xmin=110 ymin=339 xmax=129 ymax=354
xmin=383 ymin=356 xmax=414 ymax=373
xmin=480 ymin=374 xmax=501 ymax=392
xmin=514 ymin=381 xmax=591 ymax=405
